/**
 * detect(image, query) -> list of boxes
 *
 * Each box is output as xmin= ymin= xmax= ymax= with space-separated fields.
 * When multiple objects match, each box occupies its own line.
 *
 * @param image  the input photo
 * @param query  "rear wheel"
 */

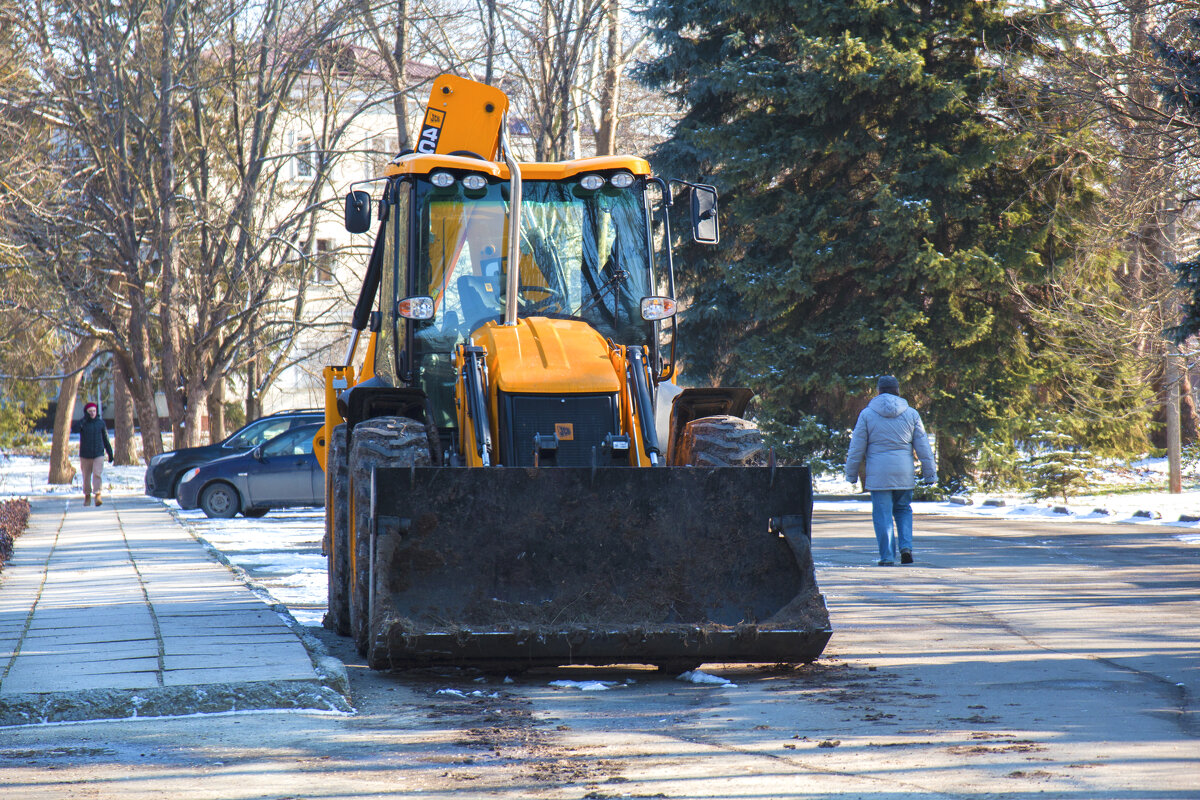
xmin=348 ymin=416 xmax=431 ymax=661
xmin=324 ymin=424 xmax=351 ymax=636
xmin=674 ymin=415 xmax=765 ymax=467
xmin=199 ymin=482 xmax=240 ymax=519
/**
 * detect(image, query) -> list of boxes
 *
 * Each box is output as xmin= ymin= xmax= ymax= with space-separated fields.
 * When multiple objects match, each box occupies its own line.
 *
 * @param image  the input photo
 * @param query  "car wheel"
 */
xmin=199 ymin=482 xmax=240 ymax=519
xmin=242 ymin=507 xmax=269 ymax=518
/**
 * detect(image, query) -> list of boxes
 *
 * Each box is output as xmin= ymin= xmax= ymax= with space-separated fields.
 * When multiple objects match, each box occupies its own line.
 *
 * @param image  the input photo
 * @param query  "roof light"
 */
xmin=461 ymin=174 xmax=488 ymax=191
xmin=397 ymin=296 xmax=435 ymax=320
xmin=579 ymin=174 xmax=604 ymax=191
xmin=640 ymin=296 xmax=677 ymax=321
xmin=610 ymin=171 xmax=635 ymax=189
xmin=430 ymin=171 xmax=455 ymax=188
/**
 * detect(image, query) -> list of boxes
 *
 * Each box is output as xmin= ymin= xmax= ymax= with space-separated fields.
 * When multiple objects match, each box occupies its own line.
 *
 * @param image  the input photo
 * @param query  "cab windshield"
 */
xmin=411 ymin=177 xmax=654 ymax=352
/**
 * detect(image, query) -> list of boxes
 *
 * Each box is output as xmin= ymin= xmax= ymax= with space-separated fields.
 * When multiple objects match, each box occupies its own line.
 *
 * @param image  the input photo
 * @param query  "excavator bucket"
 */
xmin=362 ymin=464 xmax=830 ymax=670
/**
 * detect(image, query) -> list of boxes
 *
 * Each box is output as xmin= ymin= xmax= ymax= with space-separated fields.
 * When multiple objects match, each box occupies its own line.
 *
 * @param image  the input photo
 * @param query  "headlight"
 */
xmin=179 ymin=467 xmax=200 ymax=484
xmin=461 ymin=174 xmax=487 ymax=191
xmin=640 ymin=296 xmax=677 ymax=321
xmin=579 ymin=174 xmax=604 ymax=191
xmin=150 ymin=453 xmax=172 ymax=467
xmin=430 ymin=171 xmax=455 ymax=188
xmin=397 ymin=296 xmax=435 ymax=320
xmin=610 ymin=171 xmax=635 ymax=189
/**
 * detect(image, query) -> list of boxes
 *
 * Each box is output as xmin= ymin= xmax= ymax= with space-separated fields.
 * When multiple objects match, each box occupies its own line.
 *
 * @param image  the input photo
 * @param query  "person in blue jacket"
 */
xmin=76 ymin=402 xmax=113 ymax=506
xmin=844 ymin=375 xmax=936 ymax=565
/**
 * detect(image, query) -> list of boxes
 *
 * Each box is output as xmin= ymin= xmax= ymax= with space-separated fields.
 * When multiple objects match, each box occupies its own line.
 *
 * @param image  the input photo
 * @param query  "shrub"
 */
xmin=0 ymin=498 xmax=31 ymax=569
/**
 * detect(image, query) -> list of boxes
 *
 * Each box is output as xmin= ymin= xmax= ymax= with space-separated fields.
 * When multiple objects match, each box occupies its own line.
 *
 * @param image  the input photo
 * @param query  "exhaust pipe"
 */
xmin=500 ymin=122 xmax=522 ymax=327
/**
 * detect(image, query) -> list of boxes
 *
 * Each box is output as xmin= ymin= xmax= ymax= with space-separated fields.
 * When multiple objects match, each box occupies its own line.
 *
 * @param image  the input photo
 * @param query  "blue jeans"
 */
xmin=870 ymin=489 xmax=913 ymax=561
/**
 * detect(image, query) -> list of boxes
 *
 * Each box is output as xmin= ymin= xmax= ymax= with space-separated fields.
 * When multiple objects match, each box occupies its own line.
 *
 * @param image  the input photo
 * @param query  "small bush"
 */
xmin=1023 ymin=419 xmax=1096 ymax=504
xmin=0 ymin=497 xmax=31 ymax=568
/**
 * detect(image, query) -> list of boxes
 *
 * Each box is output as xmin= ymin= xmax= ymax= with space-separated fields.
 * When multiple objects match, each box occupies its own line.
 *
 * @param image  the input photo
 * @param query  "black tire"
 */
xmin=199 ymin=482 xmax=241 ymax=519
xmin=241 ymin=507 xmax=269 ymax=518
xmin=674 ymin=415 xmax=765 ymax=467
xmin=348 ymin=416 xmax=431 ymax=660
xmin=324 ymin=424 xmax=351 ymax=636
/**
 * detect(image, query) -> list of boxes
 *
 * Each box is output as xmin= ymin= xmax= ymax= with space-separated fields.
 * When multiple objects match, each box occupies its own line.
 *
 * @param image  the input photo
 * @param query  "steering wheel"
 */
xmin=514 ymin=283 xmax=566 ymax=314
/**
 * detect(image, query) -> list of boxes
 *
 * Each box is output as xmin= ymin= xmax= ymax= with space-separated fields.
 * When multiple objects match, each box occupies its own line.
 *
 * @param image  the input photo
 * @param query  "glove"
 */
xmin=921 ymin=477 xmax=936 ymax=486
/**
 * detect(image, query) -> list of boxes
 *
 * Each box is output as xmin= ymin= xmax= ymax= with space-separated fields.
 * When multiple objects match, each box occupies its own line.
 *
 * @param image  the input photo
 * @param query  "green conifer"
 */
xmin=640 ymin=1 xmax=1118 ymax=474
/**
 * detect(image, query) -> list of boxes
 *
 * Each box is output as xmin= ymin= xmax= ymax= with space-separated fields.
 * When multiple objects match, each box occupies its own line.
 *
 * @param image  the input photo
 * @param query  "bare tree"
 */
xmin=1012 ymin=1 xmax=1200 ymax=444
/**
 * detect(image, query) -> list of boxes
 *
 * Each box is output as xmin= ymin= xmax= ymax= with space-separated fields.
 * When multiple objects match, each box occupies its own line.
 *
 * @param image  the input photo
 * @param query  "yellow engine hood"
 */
xmin=472 ymin=318 xmax=620 ymax=395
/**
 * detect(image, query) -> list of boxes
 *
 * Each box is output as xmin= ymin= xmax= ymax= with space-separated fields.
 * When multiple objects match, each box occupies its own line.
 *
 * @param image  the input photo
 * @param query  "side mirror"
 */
xmin=689 ymin=185 xmax=719 ymax=244
xmin=344 ymin=190 xmax=372 ymax=233
xmin=251 ymin=445 xmax=264 ymax=461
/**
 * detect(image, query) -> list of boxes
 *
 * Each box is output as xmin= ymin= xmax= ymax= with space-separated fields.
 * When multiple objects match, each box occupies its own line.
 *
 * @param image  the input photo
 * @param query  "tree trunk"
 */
xmin=392 ymin=0 xmax=410 ymax=151
xmin=595 ymin=0 xmax=620 ymax=156
xmin=124 ymin=302 xmax=164 ymax=462
xmin=934 ymin=430 xmax=970 ymax=484
xmin=246 ymin=357 xmax=263 ymax=421
xmin=112 ymin=357 xmax=139 ymax=465
xmin=207 ymin=375 xmax=227 ymax=444
xmin=49 ymin=338 xmax=102 ymax=484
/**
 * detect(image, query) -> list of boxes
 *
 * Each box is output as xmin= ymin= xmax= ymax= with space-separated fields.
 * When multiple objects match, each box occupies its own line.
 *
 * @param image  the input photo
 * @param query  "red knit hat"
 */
xmin=84 ymin=402 xmax=98 ymax=413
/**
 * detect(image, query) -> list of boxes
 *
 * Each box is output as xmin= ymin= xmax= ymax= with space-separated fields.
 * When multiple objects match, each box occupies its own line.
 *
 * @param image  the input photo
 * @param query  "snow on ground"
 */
xmin=2 ymin=452 xmax=1198 ymax=631
xmin=814 ymin=457 xmax=1200 ymax=544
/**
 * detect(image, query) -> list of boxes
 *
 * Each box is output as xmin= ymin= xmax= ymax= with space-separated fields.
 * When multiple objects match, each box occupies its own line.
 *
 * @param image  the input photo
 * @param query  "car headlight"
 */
xmin=150 ymin=452 xmax=172 ymax=467
xmin=179 ymin=467 xmax=200 ymax=484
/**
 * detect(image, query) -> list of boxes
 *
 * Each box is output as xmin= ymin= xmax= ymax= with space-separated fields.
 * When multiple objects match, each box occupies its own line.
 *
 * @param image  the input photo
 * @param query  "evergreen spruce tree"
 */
xmin=640 ymin=0 xmax=1110 ymax=476
xmin=1158 ymin=20 xmax=1200 ymax=344
xmin=1024 ymin=416 xmax=1096 ymax=505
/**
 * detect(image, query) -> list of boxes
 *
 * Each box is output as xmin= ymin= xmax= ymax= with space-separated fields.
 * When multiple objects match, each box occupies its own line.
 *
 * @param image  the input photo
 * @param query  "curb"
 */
xmin=0 ymin=679 xmax=351 ymax=728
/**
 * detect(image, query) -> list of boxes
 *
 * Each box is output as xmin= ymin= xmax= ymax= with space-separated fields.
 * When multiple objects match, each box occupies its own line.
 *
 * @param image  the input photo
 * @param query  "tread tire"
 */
xmin=324 ymin=424 xmax=351 ymax=636
xmin=348 ymin=416 xmax=431 ymax=659
xmin=674 ymin=415 xmax=766 ymax=467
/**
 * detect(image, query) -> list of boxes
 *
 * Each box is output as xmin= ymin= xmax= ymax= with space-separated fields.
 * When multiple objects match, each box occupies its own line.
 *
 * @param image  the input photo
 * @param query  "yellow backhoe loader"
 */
xmin=317 ymin=74 xmax=831 ymax=671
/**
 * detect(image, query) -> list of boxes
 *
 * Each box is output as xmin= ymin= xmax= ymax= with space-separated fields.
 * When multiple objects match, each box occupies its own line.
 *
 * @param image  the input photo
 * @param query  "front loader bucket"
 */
xmin=364 ymin=465 xmax=831 ymax=670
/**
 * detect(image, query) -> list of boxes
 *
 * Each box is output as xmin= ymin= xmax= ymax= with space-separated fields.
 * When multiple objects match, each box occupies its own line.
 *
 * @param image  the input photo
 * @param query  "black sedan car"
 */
xmin=145 ymin=409 xmax=323 ymax=500
xmin=176 ymin=423 xmax=325 ymax=518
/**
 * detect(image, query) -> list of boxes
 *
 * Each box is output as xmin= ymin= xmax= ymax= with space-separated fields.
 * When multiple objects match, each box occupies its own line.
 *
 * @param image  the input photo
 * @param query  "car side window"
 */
xmin=261 ymin=428 xmax=315 ymax=458
xmin=231 ymin=419 xmax=291 ymax=449
xmin=225 ymin=420 xmax=268 ymax=448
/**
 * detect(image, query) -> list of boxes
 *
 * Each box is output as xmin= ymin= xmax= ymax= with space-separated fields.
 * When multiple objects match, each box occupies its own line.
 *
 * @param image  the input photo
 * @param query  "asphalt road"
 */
xmin=1 ymin=511 xmax=1196 ymax=799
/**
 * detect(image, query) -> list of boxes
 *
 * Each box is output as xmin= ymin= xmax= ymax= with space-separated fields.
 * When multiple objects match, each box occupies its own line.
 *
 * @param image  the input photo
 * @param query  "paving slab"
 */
xmin=0 ymin=495 xmax=349 ymax=725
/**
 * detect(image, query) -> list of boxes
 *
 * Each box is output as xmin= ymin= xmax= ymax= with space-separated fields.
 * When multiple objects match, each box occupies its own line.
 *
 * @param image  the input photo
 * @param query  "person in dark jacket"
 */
xmin=844 ymin=375 xmax=936 ymax=566
xmin=76 ymin=402 xmax=113 ymax=506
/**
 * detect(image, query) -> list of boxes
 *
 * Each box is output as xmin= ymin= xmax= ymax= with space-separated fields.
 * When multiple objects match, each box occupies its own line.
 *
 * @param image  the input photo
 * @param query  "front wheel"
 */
xmin=199 ymin=482 xmax=240 ymax=519
xmin=325 ymin=424 xmax=351 ymax=637
xmin=348 ymin=416 xmax=431 ymax=660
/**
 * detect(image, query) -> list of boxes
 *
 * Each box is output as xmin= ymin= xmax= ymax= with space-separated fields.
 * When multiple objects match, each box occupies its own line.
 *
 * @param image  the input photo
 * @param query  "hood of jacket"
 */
xmin=867 ymin=393 xmax=909 ymax=418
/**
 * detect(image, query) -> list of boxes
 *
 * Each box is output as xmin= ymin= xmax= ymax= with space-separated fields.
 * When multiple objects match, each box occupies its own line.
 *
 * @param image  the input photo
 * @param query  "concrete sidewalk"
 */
xmin=0 ymin=495 xmax=349 ymax=726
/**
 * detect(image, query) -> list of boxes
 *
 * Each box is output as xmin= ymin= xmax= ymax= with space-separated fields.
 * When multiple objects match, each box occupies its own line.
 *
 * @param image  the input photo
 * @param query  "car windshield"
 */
xmin=411 ymin=177 xmax=655 ymax=349
xmin=226 ymin=418 xmax=293 ymax=449
xmin=261 ymin=426 xmax=317 ymax=458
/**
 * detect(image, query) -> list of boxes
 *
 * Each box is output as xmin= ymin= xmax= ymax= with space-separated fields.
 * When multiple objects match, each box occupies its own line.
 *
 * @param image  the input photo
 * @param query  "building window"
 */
xmin=371 ymin=135 xmax=400 ymax=176
xmin=297 ymin=139 xmax=318 ymax=178
xmin=314 ymin=239 xmax=335 ymax=284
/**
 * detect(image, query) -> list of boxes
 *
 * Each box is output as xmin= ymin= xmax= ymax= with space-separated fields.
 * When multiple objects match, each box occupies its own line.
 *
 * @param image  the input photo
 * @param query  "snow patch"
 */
xmin=677 ymin=670 xmax=738 ymax=687
xmin=548 ymin=679 xmax=624 ymax=691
